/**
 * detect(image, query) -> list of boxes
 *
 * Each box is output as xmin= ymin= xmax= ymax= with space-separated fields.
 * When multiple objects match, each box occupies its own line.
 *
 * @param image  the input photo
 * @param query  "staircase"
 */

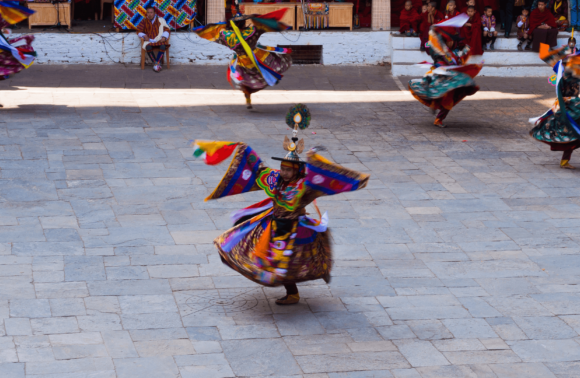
xmin=391 ymin=32 xmax=571 ymax=77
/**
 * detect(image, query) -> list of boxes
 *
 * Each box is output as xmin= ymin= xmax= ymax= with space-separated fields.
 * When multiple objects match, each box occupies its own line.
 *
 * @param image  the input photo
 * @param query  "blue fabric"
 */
xmin=572 ymin=0 xmax=580 ymax=27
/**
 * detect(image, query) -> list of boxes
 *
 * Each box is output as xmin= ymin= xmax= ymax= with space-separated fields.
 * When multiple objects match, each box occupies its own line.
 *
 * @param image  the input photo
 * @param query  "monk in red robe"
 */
xmin=137 ymin=6 xmax=170 ymax=72
xmin=420 ymin=1 xmax=444 ymax=51
xmin=461 ymin=6 xmax=484 ymax=55
xmin=530 ymin=0 xmax=558 ymax=52
xmin=400 ymin=0 xmax=421 ymax=35
xmin=461 ymin=0 xmax=484 ymax=15
xmin=441 ymin=0 xmax=466 ymax=13
xmin=444 ymin=0 xmax=461 ymax=19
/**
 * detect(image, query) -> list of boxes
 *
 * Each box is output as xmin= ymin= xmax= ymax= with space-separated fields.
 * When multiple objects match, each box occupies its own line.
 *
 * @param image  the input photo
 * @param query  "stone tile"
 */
xmin=5 ymin=319 xmax=32 ymax=336
xmin=393 ymin=339 xmax=450 ymax=367
xmin=49 ymin=298 xmax=86 ymax=316
xmin=222 ymin=338 xmax=301 ymax=376
xmin=273 ymin=313 xmax=325 ymax=336
xmin=87 ymin=279 xmax=172 ymax=296
xmin=218 ymin=324 xmax=280 ymax=340
xmin=118 ymin=295 xmax=178 ymax=314
xmin=376 ymin=325 xmax=416 ymax=340
xmin=114 ymin=357 xmax=180 ymax=378
xmin=510 ymin=340 xmax=580 ymax=362
xmin=415 ymin=365 xmax=481 ymax=378
xmin=133 ymin=339 xmax=195 ymax=357
xmin=442 ymin=350 xmax=522 ymax=364
xmin=120 ymin=313 xmax=183 ymax=330
xmin=283 ymin=334 xmax=353 ymax=356
xmin=130 ymin=328 xmax=188 ymax=341
xmin=406 ymin=320 xmax=453 ymax=340
xmin=431 ymin=339 xmax=486 ymax=352
xmin=545 ymin=361 xmax=580 ymax=377
xmin=9 ymin=299 xmax=51 ymax=318
xmin=30 ymin=317 xmax=79 ymax=335
xmin=26 ymin=357 xmax=115 ymax=375
xmin=101 ymin=331 xmax=139 ymax=358
xmin=489 ymin=362 xmax=556 ymax=378
xmin=442 ymin=319 xmax=498 ymax=339
xmin=387 ymin=306 xmax=471 ymax=320
xmin=512 ymin=316 xmax=578 ymax=339
xmin=0 ymin=363 xmax=24 ymax=378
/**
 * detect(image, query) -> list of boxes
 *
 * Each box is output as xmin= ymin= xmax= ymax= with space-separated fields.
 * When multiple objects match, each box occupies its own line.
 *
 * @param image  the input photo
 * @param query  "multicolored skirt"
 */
xmin=409 ymin=68 xmax=480 ymax=111
xmin=0 ymin=35 xmax=34 ymax=79
xmin=214 ymin=208 xmax=331 ymax=287
xmin=530 ymin=97 xmax=580 ymax=144
xmin=227 ymin=50 xmax=292 ymax=93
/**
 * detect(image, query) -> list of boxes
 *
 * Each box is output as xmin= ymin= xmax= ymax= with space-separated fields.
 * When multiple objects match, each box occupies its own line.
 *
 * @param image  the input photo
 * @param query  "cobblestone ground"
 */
xmin=0 ymin=65 xmax=578 ymax=377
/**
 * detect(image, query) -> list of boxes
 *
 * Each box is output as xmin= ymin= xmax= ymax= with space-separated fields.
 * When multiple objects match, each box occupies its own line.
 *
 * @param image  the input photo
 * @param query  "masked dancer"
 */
xmin=0 ymin=1 xmax=36 ymax=108
xmin=192 ymin=4 xmax=292 ymax=109
xmin=191 ymin=105 xmax=369 ymax=305
xmin=530 ymin=43 xmax=580 ymax=169
xmin=409 ymin=14 xmax=482 ymax=128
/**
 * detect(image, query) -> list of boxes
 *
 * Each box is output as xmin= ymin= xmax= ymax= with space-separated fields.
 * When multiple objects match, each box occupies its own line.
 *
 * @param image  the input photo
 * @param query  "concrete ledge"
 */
xmin=12 ymin=31 xmax=391 ymax=66
xmin=392 ymin=62 xmax=553 ymax=77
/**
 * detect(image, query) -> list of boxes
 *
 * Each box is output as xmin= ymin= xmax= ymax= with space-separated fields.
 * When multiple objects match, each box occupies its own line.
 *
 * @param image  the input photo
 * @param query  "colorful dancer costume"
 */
xmin=530 ymin=44 xmax=580 ymax=169
xmin=192 ymin=105 xmax=370 ymax=305
xmin=409 ymin=14 xmax=482 ymax=128
xmin=0 ymin=1 xmax=36 ymax=107
xmin=193 ymin=7 xmax=292 ymax=109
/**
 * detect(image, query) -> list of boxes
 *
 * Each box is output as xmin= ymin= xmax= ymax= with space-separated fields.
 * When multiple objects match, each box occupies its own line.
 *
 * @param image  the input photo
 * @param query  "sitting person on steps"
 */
xmin=482 ymin=6 xmax=498 ymax=50
xmin=137 ymin=6 xmax=170 ymax=73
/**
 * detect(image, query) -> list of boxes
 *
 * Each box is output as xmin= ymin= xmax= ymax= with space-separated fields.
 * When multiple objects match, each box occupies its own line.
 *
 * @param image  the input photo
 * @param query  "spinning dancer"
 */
xmin=409 ymin=14 xmax=482 ymax=128
xmin=191 ymin=105 xmax=370 ymax=305
xmin=530 ymin=44 xmax=580 ymax=169
xmin=193 ymin=5 xmax=292 ymax=109
xmin=0 ymin=1 xmax=36 ymax=107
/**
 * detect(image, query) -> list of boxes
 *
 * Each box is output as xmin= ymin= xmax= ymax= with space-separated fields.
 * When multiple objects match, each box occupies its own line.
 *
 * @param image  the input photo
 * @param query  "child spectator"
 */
xmin=420 ymin=1 xmax=444 ymax=51
xmin=400 ymin=0 xmax=420 ymax=36
xmin=440 ymin=0 xmax=466 ymax=14
xmin=462 ymin=5 xmax=484 ymax=55
xmin=445 ymin=0 xmax=461 ymax=18
xmin=516 ymin=7 xmax=532 ymax=50
xmin=482 ymin=6 xmax=498 ymax=50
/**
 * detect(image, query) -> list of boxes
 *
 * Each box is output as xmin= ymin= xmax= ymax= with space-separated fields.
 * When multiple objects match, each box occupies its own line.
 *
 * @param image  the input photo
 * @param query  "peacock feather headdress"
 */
xmin=273 ymin=104 xmax=311 ymax=163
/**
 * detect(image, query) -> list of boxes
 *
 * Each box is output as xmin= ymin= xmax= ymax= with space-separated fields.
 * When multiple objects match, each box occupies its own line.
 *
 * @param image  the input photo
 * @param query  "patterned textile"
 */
xmin=114 ymin=0 xmax=196 ymax=30
xmin=208 ymin=144 xmax=370 ymax=286
xmin=530 ymin=45 xmax=580 ymax=144
xmin=409 ymin=28 xmax=481 ymax=113
xmin=0 ymin=18 xmax=35 ymax=78
xmin=137 ymin=15 xmax=171 ymax=48
xmin=0 ymin=1 xmax=35 ymax=25
xmin=302 ymin=3 xmax=329 ymax=29
xmin=194 ymin=10 xmax=292 ymax=92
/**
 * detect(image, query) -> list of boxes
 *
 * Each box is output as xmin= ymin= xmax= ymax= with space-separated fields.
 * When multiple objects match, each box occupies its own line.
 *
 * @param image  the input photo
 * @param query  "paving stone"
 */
xmin=442 ymin=319 xmax=499 ymax=339
xmin=30 ymin=317 xmax=79 ymax=335
xmin=510 ymin=340 xmax=580 ymax=362
xmin=49 ymin=298 xmax=86 ymax=316
xmin=488 ymin=362 xmax=557 ymax=378
xmin=512 ymin=317 xmax=578 ymax=340
xmin=5 ymin=319 xmax=32 ymax=336
xmin=118 ymin=295 xmax=178 ymax=314
xmin=376 ymin=325 xmax=416 ymax=340
xmin=442 ymin=350 xmax=522 ymax=364
xmin=393 ymin=339 xmax=450 ymax=367
xmin=0 ymin=363 xmax=24 ymax=378
xmin=406 ymin=320 xmax=453 ymax=340
xmin=273 ymin=313 xmax=325 ymax=336
xmin=133 ymin=339 xmax=195 ymax=357
xmin=26 ymin=357 xmax=115 ymax=375
xmin=9 ymin=299 xmax=51 ymax=318
xmin=120 ymin=313 xmax=183 ymax=330
xmin=415 ymin=365 xmax=481 ymax=378
xmin=114 ymin=357 xmax=180 ymax=378
xmin=130 ymin=328 xmax=188 ymax=341
xmin=222 ymin=338 xmax=302 ymax=376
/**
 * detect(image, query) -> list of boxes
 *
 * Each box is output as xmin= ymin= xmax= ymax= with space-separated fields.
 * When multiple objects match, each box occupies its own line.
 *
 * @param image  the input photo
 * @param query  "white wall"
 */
xmin=13 ymin=31 xmax=392 ymax=66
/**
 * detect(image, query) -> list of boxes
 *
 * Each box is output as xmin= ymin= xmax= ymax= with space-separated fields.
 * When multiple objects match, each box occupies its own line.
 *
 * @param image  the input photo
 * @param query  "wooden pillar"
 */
xmin=207 ymin=0 xmax=225 ymax=23
xmin=372 ymin=0 xmax=390 ymax=30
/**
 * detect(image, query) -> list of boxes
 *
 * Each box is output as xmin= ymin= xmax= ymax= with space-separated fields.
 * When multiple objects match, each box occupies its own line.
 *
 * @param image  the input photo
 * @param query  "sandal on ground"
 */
xmin=275 ymin=294 xmax=300 ymax=305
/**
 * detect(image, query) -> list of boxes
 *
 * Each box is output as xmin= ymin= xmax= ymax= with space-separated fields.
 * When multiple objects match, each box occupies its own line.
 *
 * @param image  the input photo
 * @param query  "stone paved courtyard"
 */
xmin=0 ymin=65 xmax=579 ymax=377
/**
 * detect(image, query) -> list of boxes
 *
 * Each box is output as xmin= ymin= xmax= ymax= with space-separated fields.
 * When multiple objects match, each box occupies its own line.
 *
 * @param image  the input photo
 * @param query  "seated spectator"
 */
xmin=445 ymin=0 xmax=461 ymax=19
xmin=441 ymin=0 xmax=466 ymax=13
xmin=517 ymin=7 xmax=532 ymax=50
xmin=137 ymin=6 xmax=170 ymax=72
xmin=400 ymin=0 xmax=420 ymax=36
xmin=551 ymin=0 xmax=569 ymax=30
xmin=461 ymin=5 xmax=484 ymax=55
xmin=482 ymin=6 xmax=498 ymax=50
xmin=420 ymin=1 xmax=444 ymax=51
xmin=530 ymin=0 xmax=558 ymax=52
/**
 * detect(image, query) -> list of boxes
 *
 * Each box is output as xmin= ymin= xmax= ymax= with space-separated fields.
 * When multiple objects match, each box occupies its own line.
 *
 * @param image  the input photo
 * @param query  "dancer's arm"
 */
xmin=300 ymin=149 xmax=370 ymax=203
xmin=192 ymin=23 xmax=228 ymax=45
xmin=193 ymin=141 xmax=267 ymax=201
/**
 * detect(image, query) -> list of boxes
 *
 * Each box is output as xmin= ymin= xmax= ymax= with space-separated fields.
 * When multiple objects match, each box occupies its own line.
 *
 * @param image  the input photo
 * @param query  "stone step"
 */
xmin=392 ymin=48 xmax=548 ymax=65
xmin=392 ymin=33 xmax=570 ymax=51
xmin=391 ymin=62 xmax=553 ymax=77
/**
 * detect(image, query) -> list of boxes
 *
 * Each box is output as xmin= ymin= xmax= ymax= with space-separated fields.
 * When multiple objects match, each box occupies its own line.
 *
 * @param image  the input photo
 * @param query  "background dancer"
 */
xmin=193 ymin=5 xmax=292 ymax=109
xmin=0 ymin=1 xmax=36 ymax=108
xmin=191 ymin=105 xmax=369 ymax=305
xmin=530 ymin=43 xmax=580 ymax=169
xmin=409 ymin=13 xmax=483 ymax=128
